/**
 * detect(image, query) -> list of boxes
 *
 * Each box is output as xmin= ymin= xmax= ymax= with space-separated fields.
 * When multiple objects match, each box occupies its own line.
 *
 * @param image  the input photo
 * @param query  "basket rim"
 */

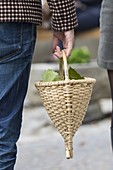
xmin=35 ymin=77 xmax=96 ymax=87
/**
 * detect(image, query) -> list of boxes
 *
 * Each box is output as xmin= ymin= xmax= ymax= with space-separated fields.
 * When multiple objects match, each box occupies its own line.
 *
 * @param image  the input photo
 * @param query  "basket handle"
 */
xmin=59 ymin=50 xmax=69 ymax=80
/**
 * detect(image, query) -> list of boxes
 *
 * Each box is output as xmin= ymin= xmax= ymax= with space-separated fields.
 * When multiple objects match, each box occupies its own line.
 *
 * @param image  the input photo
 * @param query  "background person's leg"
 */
xmin=0 ymin=23 xmax=36 ymax=170
xmin=108 ymin=70 xmax=113 ymax=150
xmin=76 ymin=5 xmax=101 ymax=32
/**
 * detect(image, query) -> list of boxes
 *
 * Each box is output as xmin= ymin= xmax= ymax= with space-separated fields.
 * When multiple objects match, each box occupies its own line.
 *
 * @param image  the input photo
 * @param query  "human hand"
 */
xmin=52 ymin=29 xmax=74 ymax=58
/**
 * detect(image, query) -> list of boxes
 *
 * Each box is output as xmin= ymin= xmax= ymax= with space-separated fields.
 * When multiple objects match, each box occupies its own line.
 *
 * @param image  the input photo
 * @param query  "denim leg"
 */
xmin=0 ymin=23 xmax=36 ymax=170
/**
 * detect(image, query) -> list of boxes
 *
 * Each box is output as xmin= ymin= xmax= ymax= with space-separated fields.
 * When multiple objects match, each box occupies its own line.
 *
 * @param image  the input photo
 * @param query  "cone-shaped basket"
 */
xmin=35 ymin=50 xmax=96 ymax=159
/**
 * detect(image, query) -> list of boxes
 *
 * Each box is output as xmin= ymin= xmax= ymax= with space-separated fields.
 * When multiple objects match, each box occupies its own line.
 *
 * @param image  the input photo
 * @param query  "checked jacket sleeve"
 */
xmin=47 ymin=0 xmax=78 ymax=31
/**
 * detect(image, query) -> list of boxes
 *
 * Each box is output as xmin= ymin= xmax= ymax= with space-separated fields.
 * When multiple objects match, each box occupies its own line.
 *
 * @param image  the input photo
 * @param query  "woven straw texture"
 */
xmin=35 ymin=50 xmax=96 ymax=159
xmin=35 ymin=78 xmax=96 ymax=158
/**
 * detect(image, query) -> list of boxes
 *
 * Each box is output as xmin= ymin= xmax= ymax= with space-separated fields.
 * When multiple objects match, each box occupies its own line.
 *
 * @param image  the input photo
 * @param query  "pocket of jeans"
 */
xmin=0 ymin=23 xmax=22 ymax=61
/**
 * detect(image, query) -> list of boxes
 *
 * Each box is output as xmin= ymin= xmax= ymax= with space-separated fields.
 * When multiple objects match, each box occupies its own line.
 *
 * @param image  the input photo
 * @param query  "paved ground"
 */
xmin=15 ymin=107 xmax=113 ymax=170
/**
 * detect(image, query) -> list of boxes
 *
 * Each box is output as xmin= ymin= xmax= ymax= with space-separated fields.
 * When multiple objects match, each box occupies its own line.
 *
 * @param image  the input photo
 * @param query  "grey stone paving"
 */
xmin=15 ymin=107 xmax=113 ymax=170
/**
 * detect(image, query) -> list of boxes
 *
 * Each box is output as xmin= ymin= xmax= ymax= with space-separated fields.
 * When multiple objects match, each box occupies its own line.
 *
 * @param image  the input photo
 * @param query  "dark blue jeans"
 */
xmin=76 ymin=5 xmax=101 ymax=32
xmin=0 ymin=23 xmax=36 ymax=170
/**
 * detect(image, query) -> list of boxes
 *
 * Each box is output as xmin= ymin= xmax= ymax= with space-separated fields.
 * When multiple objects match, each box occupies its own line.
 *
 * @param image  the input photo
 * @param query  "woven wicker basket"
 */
xmin=35 ymin=51 xmax=96 ymax=159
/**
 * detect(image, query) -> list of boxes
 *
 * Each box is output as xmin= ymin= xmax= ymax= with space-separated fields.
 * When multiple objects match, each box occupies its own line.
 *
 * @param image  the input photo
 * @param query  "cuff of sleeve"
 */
xmin=50 ymin=0 xmax=78 ymax=31
xmin=51 ymin=16 xmax=78 ymax=32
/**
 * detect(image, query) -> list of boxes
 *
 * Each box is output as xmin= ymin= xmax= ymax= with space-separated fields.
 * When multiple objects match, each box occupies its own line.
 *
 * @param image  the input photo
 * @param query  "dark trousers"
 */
xmin=76 ymin=5 xmax=101 ymax=32
xmin=108 ymin=70 xmax=113 ymax=150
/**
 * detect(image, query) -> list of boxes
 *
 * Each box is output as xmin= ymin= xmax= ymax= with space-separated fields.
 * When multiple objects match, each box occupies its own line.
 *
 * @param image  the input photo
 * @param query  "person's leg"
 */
xmin=0 ymin=23 xmax=36 ymax=170
xmin=76 ymin=5 xmax=101 ymax=32
xmin=108 ymin=70 xmax=113 ymax=149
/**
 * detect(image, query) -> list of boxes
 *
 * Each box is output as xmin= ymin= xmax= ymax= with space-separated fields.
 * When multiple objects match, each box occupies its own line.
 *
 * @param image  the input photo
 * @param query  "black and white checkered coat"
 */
xmin=0 ymin=0 xmax=77 ymax=31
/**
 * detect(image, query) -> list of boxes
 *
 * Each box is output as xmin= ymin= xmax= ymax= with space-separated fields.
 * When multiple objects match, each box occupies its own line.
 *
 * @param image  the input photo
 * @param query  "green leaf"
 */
xmin=42 ymin=67 xmax=84 ymax=82
xmin=42 ymin=69 xmax=61 ymax=82
xmin=68 ymin=46 xmax=91 ymax=64
xmin=68 ymin=67 xmax=84 ymax=80
xmin=53 ymin=75 xmax=62 ymax=81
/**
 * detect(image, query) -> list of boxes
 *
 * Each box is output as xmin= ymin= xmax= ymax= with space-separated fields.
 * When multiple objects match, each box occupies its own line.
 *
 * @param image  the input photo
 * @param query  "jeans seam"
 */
xmin=0 ymin=48 xmax=21 ymax=62
xmin=0 ymin=23 xmax=23 ymax=62
xmin=31 ymin=24 xmax=36 ymax=55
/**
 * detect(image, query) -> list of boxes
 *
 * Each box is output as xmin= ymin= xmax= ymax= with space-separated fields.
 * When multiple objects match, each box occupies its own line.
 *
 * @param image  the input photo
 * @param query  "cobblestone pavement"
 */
xmin=15 ymin=107 xmax=113 ymax=170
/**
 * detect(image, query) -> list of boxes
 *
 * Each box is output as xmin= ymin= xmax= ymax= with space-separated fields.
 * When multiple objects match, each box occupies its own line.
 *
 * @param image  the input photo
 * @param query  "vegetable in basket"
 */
xmin=35 ymin=50 xmax=96 ymax=159
xmin=42 ymin=67 xmax=84 ymax=82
